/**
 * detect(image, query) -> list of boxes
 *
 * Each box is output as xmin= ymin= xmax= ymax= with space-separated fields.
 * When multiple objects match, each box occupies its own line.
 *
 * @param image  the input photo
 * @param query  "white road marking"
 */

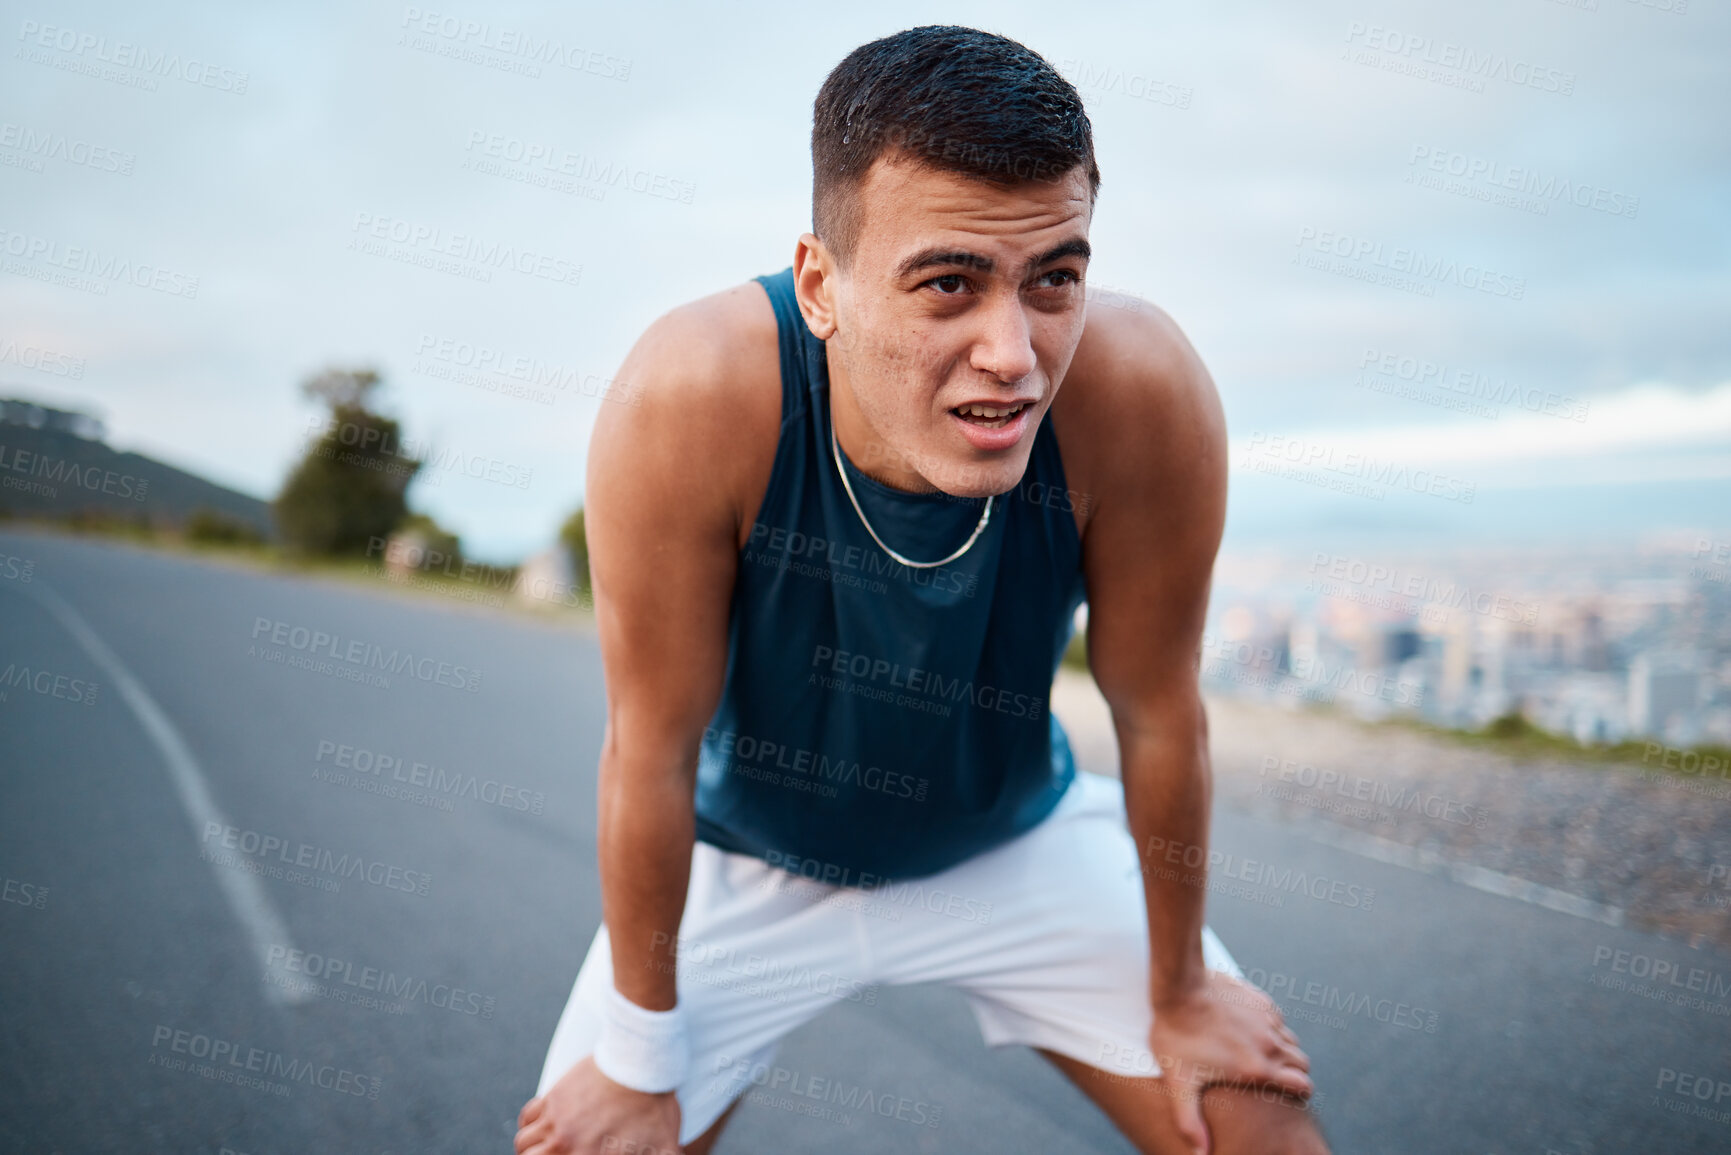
xmin=1286 ymin=821 xmax=1626 ymax=927
xmin=1055 ymin=671 xmax=1628 ymax=929
xmin=23 ymin=579 xmax=311 ymax=1005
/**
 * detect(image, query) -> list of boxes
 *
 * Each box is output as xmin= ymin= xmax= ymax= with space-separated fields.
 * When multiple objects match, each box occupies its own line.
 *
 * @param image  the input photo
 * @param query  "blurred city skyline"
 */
xmin=1200 ymin=530 xmax=1731 ymax=747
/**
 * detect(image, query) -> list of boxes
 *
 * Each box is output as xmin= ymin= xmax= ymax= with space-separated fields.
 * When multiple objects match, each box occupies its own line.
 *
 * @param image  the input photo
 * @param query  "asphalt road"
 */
xmin=2 ymin=528 xmax=1728 ymax=1154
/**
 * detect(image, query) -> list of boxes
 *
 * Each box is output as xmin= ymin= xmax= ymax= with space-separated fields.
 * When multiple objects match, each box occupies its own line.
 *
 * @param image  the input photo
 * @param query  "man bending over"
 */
xmin=517 ymin=24 xmax=1328 ymax=1155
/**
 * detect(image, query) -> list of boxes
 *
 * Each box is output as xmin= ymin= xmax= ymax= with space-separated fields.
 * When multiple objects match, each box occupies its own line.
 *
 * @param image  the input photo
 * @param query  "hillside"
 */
xmin=0 ymin=400 xmax=273 ymax=536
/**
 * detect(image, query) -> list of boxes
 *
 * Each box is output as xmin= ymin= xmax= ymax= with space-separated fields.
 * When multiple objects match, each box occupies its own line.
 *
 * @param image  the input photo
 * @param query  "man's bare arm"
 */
xmin=1070 ymin=303 xmax=1227 ymax=1008
xmin=587 ymin=290 xmax=777 ymax=1008
xmin=517 ymin=288 xmax=779 ymax=1153
xmin=1067 ymin=302 xmax=1310 ymax=1150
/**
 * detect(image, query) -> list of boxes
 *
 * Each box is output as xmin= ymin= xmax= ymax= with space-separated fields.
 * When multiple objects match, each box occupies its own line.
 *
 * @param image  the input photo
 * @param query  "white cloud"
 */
xmin=1232 ymin=382 xmax=1731 ymax=482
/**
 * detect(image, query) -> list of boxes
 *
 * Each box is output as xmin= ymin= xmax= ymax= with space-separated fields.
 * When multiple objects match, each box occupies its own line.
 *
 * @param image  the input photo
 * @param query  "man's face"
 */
xmin=824 ymin=157 xmax=1093 ymax=498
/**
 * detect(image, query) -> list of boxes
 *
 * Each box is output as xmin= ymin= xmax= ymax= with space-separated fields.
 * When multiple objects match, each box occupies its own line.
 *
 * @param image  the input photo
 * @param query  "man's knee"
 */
xmin=1202 ymin=1084 xmax=1331 ymax=1155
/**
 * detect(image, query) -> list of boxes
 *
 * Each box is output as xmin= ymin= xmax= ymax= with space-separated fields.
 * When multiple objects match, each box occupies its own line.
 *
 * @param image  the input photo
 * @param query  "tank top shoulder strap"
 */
xmin=752 ymin=268 xmax=815 ymax=427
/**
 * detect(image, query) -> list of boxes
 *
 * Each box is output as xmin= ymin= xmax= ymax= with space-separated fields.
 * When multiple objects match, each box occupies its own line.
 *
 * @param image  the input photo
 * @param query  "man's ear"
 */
xmin=792 ymin=233 xmax=839 ymax=340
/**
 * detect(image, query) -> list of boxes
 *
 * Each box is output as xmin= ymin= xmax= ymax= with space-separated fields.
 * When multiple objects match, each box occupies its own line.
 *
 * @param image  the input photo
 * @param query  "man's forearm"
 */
xmin=598 ymin=736 xmax=698 ymax=1011
xmin=1118 ymin=698 xmax=1213 ymax=1008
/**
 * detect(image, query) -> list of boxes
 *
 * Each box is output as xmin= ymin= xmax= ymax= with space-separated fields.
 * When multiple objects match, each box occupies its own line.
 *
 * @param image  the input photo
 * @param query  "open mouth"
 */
xmin=950 ymin=401 xmax=1031 ymax=430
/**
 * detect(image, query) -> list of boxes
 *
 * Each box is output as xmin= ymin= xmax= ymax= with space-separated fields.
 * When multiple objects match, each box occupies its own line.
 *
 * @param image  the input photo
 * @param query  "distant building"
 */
xmin=378 ymin=527 xmax=438 ymax=578
xmin=1628 ymin=652 xmax=1700 ymax=737
xmin=1381 ymin=625 xmax=1422 ymax=666
xmin=514 ymin=545 xmax=588 ymax=610
xmin=1532 ymin=672 xmax=1628 ymax=745
xmin=0 ymin=398 xmax=106 ymax=442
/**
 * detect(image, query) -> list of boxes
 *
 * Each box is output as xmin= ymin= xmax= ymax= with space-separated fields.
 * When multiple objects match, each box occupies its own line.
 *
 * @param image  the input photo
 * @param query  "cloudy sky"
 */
xmin=3 ymin=0 xmax=1727 ymax=560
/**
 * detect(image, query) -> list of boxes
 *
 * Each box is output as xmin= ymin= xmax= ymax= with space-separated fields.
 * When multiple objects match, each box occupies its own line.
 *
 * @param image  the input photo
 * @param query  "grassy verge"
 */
xmin=1365 ymin=708 xmax=1730 ymax=778
xmin=0 ymin=515 xmax=592 ymax=621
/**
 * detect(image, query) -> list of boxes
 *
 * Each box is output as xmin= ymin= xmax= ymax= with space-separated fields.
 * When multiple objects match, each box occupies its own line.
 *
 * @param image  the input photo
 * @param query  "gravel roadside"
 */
xmin=1049 ymin=668 xmax=1731 ymax=953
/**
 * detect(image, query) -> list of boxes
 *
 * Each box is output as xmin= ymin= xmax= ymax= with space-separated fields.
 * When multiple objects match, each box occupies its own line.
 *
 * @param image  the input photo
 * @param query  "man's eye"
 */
xmin=930 ymin=274 xmax=968 ymax=295
xmin=1035 ymin=270 xmax=1079 ymax=290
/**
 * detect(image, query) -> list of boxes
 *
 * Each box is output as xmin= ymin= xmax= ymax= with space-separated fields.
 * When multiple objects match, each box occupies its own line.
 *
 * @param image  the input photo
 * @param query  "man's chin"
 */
xmin=922 ymin=453 xmax=1031 ymax=500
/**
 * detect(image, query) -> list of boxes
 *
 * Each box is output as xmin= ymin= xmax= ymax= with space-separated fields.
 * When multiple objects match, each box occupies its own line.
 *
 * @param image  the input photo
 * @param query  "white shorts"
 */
xmin=536 ymin=770 xmax=1243 ymax=1145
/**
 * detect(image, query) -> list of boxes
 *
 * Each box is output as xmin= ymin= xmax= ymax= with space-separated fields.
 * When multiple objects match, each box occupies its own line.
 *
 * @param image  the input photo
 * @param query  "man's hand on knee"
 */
xmin=1150 ymin=971 xmax=1313 ymax=1154
xmin=515 ymin=1057 xmax=682 ymax=1155
xmin=1200 ymin=1083 xmax=1331 ymax=1155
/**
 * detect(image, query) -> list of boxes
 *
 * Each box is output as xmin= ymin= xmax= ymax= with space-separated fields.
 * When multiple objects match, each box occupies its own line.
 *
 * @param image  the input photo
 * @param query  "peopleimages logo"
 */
xmin=303 ymin=414 xmax=533 ymax=490
xmin=1589 ymin=946 xmax=1731 ymax=1000
xmin=149 ymin=1024 xmax=380 ymax=1100
xmin=704 ymin=726 xmax=931 ymax=802
xmin=1243 ymin=966 xmax=1440 ymax=1034
xmin=0 ymin=662 xmax=99 ymax=706
xmin=463 ymin=130 xmax=695 ymax=204
xmin=414 ymin=333 xmax=643 ymax=406
xmin=199 ymin=822 xmax=433 ymax=897
xmin=713 ymin=1053 xmax=945 ymax=1130
xmin=314 ymin=739 xmax=547 ymax=815
xmin=397 ymin=7 xmax=631 ymax=81
xmin=808 ymin=644 xmax=1045 ymax=721
xmin=1406 ymin=146 xmax=1639 ymax=219
xmin=649 ymin=931 xmax=878 ymax=1006
xmin=1294 ymin=226 xmax=1525 ymax=301
xmin=1057 ymin=56 xmax=1192 ymax=109
xmin=265 ymin=944 xmax=495 ymax=1018
xmin=1356 ymin=347 xmax=1589 ymax=423
xmin=347 ymin=211 xmax=581 ymax=288
xmin=0 ymin=226 xmax=199 ymax=298
xmin=0 ymin=120 xmax=135 ymax=175
xmin=747 ymin=522 xmax=975 ymax=597
xmin=0 ymin=334 xmax=86 ymax=377
xmin=249 ymin=617 xmax=483 ymax=692
xmin=1342 ymin=22 xmax=1576 ymax=96
xmin=15 ymin=20 xmax=252 ymax=94
xmin=1306 ymin=551 xmax=1539 ymax=624
xmin=0 ymin=441 xmax=151 ymax=499
xmin=1199 ymin=631 xmax=1425 ymax=709
xmin=1243 ymin=432 xmax=1476 ymax=505
xmin=1257 ymin=756 xmax=1488 ymax=829
xmin=760 ymin=849 xmax=994 ymax=925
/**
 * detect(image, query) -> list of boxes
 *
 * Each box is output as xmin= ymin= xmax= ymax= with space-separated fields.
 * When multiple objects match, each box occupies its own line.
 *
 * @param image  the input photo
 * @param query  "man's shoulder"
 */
xmin=1057 ymin=297 xmax=1225 ymax=495
xmin=1060 ymin=297 xmax=1221 ymax=442
xmin=591 ymin=279 xmax=786 ymax=542
xmin=627 ymin=279 xmax=782 ymax=405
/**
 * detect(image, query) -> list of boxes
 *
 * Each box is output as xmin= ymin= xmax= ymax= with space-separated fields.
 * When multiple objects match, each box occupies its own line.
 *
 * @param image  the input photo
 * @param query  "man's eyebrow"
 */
xmin=893 ymin=239 xmax=1092 ymax=281
xmin=894 ymin=248 xmax=994 ymax=278
xmin=1028 ymin=239 xmax=1091 ymax=270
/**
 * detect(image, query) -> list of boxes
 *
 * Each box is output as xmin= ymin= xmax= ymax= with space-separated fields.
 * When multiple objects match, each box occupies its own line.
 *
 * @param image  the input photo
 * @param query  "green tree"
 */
xmin=185 ymin=507 xmax=266 ymax=547
xmin=559 ymin=506 xmax=591 ymax=599
xmin=274 ymin=368 xmax=419 ymax=557
xmin=393 ymin=512 xmax=461 ymax=568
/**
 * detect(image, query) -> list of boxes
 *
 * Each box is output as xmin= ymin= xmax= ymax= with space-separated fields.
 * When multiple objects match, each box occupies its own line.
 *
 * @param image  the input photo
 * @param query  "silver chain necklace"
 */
xmin=829 ymin=406 xmax=993 ymax=569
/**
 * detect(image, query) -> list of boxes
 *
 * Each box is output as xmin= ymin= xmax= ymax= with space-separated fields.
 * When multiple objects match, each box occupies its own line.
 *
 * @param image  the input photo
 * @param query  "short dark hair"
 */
xmin=811 ymin=26 xmax=1100 ymax=266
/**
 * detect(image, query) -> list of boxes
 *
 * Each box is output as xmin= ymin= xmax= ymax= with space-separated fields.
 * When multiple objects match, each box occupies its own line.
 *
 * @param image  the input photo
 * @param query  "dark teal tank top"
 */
xmin=692 ymin=268 xmax=1088 ymax=880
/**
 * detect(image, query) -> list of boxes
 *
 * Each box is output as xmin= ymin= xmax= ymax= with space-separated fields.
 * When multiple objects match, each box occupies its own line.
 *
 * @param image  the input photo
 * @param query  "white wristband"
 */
xmin=593 ymin=987 xmax=691 ymax=1093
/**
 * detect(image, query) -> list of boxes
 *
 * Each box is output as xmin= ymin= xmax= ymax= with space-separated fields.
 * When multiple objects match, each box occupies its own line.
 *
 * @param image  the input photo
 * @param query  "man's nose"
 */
xmin=969 ymin=294 xmax=1037 ymax=384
